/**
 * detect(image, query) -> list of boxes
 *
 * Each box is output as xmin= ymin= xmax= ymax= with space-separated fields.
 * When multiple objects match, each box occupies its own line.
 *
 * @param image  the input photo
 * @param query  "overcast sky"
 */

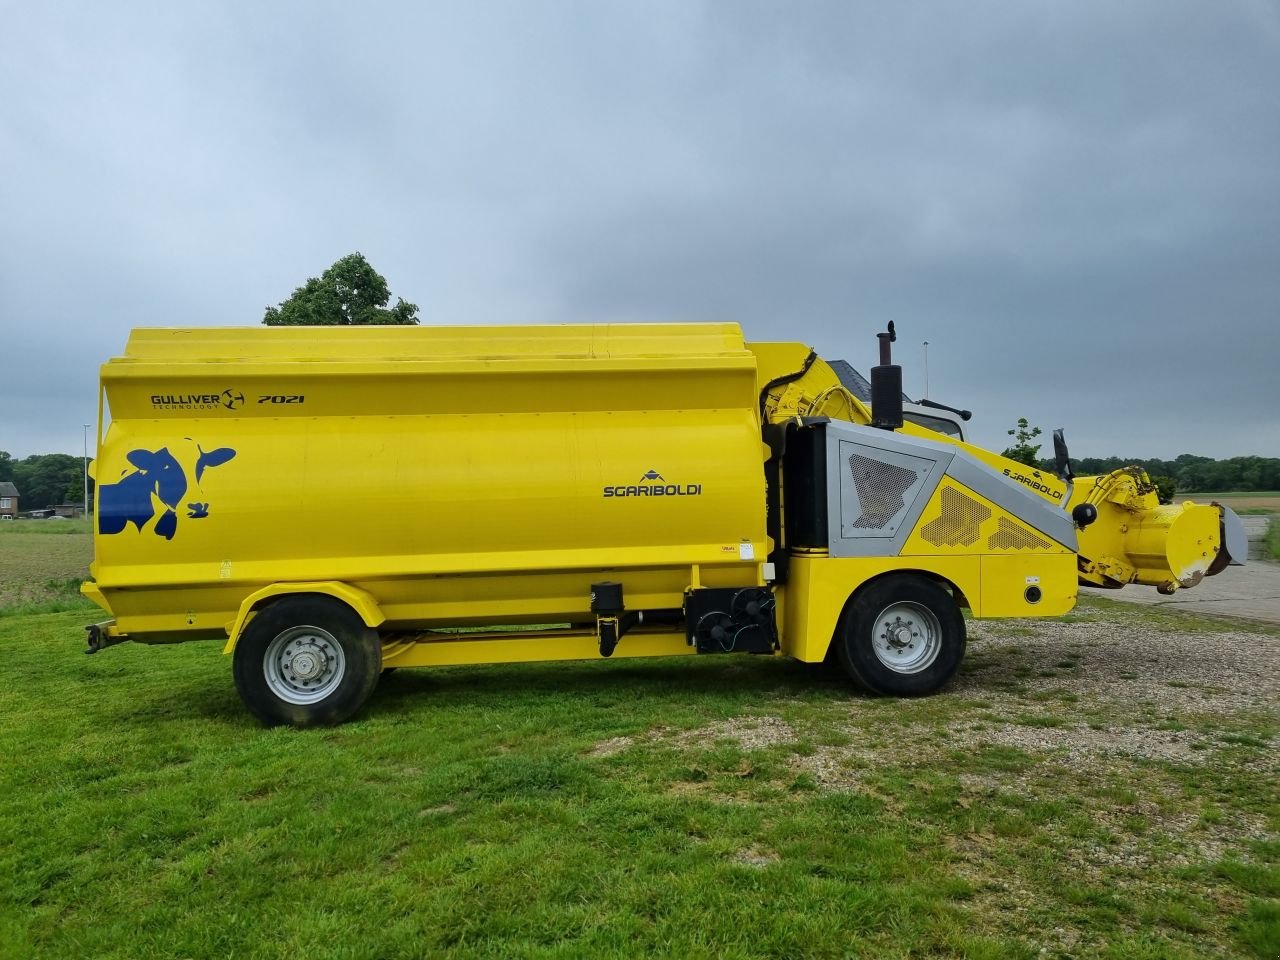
xmin=2 ymin=1 xmax=1277 ymax=460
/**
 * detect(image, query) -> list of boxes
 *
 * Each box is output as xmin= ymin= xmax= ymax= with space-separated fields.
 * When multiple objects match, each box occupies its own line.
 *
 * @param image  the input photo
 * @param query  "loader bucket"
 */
xmin=1206 ymin=504 xmax=1248 ymax=576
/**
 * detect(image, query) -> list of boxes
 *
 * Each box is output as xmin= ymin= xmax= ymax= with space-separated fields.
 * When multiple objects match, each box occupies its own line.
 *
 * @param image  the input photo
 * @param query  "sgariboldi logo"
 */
xmin=604 ymin=469 xmax=703 ymax=498
xmin=150 ymin=389 xmax=243 ymax=411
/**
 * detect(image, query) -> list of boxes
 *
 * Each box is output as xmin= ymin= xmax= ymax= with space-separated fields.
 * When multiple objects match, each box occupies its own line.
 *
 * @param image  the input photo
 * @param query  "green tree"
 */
xmin=12 ymin=454 xmax=83 ymax=511
xmin=263 ymin=253 xmax=420 ymax=326
xmin=0 ymin=450 xmax=12 ymax=484
xmin=1151 ymin=475 xmax=1177 ymax=504
xmin=65 ymin=473 xmax=94 ymax=505
xmin=1001 ymin=417 xmax=1043 ymax=468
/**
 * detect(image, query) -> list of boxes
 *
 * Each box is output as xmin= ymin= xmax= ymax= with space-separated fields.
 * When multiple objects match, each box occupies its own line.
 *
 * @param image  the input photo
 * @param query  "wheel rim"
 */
xmin=263 ymin=625 xmax=346 ymax=704
xmin=871 ymin=601 xmax=942 ymax=674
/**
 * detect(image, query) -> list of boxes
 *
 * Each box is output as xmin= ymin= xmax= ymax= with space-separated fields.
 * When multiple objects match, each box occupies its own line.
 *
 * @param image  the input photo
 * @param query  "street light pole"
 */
xmin=922 ymin=341 xmax=930 ymax=399
xmin=83 ymin=423 xmax=92 ymax=519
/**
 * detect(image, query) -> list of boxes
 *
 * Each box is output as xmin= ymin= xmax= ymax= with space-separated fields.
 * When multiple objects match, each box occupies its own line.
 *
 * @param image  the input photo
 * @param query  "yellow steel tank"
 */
xmin=85 ymin=324 xmax=769 ymax=642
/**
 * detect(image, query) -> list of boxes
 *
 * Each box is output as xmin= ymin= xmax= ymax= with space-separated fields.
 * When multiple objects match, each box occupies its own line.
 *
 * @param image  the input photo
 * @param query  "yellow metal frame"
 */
xmin=780 ymin=550 xmax=1077 ymax=663
xmin=380 ymin=628 xmax=696 ymax=669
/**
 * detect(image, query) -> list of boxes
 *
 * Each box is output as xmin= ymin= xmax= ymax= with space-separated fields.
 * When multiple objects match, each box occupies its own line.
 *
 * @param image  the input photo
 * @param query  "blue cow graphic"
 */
xmin=98 ymin=442 xmax=236 ymax=540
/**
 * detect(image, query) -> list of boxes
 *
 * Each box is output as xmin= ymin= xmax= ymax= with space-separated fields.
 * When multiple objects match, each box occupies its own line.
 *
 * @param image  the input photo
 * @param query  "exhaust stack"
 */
xmin=870 ymin=322 xmax=904 ymax=431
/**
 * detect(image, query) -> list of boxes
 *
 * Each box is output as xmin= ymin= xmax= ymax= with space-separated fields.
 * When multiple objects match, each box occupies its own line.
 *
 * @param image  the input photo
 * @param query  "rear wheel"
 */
xmin=834 ymin=575 xmax=965 ymax=696
xmin=233 ymin=596 xmax=382 ymax=726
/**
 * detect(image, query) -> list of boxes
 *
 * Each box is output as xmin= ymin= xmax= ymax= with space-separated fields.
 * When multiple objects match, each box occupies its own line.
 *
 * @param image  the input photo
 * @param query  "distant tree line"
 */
xmin=0 ymin=451 xmax=92 ymax=512
xmin=1054 ymin=454 xmax=1280 ymax=495
xmin=1001 ymin=417 xmax=1278 ymax=498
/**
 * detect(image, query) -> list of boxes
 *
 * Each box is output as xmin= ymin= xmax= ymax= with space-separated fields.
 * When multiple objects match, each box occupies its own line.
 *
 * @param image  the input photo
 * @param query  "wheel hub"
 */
xmin=288 ymin=647 xmax=326 ymax=681
xmin=263 ymin=626 xmax=347 ymax=705
xmin=872 ymin=602 xmax=941 ymax=674
xmin=886 ymin=618 xmax=916 ymax=649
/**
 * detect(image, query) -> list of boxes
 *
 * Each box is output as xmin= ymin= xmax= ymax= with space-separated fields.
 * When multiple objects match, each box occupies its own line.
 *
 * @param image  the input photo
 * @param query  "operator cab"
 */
xmin=826 ymin=359 xmax=969 ymax=441
xmin=902 ymin=405 xmax=966 ymax=440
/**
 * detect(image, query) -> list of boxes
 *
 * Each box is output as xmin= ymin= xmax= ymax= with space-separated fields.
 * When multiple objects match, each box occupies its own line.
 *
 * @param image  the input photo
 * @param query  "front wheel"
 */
xmin=834 ymin=575 xmax=965 ymax=696
xmin=233 ymin=596 xmax=382 ymax=726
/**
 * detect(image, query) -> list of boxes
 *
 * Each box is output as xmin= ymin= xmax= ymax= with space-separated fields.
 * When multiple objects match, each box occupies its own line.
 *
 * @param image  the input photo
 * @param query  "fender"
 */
xmin=222 ymin=581 xmax=385 ymax=655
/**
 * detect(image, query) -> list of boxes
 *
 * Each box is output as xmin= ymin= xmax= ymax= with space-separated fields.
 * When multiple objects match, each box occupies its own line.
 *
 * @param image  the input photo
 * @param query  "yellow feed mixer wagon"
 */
xmin=81 ymin=322 xmax=1247 ymax=726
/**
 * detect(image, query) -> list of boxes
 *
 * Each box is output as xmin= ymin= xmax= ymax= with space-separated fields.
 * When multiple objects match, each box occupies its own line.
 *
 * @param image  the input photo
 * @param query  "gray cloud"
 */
xmin=2 ymin=1 xmax=1276 ymax=459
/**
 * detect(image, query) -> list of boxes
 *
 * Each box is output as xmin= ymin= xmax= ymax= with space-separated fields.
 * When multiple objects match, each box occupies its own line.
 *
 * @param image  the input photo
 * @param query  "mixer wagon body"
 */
xmin=81 ymin=322 xmax=1241 ymax=725
xmin=84 ymin=324 xmax=767 ymax=647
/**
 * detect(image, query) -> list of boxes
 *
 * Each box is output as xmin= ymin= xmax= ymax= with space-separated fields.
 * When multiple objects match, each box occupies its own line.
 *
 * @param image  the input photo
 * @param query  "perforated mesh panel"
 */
xmin=920 ymin=487 xmax=991 ymax=547
xmin=987 ymin=516 xmax=1052 ymax=551
xmin=848 ymin=454 xmax=921 ymax=530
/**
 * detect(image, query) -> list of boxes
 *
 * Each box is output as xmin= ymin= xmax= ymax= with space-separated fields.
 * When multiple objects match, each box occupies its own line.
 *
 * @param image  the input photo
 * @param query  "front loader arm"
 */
xmin=1069 ymin=468 xmax=1247 ymax=593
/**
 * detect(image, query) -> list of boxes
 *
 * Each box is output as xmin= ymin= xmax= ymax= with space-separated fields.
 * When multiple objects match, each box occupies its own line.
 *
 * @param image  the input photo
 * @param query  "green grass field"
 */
xmin=0 ymin=530 xmax=1276 ymax=958
xmin=0 ymin=518 xmax=93 ymax=535
xmin=0 ymin=520 xmax=93 ymax=615
xmin=1189 ymin=493 xmax=1280 ymax=516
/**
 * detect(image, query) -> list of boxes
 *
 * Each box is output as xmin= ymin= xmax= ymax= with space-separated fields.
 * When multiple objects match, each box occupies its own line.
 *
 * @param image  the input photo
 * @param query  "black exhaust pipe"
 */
xmin=871 ymin=322 xmax=903 ymax=431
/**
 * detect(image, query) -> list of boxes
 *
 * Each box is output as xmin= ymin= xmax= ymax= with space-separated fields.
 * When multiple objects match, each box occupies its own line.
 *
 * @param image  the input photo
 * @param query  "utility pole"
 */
xmin=922 ymin=341 xmax=930 ymax=399
xmin=83 ymin=423 xmax=92 ymax=519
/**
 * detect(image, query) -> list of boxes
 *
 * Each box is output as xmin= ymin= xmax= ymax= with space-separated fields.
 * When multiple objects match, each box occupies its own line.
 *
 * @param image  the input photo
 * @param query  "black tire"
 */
xmin=834 ymin=575 xmax=965 ymax=696
xmin=233 ymin=596 xmax=382 ymax=727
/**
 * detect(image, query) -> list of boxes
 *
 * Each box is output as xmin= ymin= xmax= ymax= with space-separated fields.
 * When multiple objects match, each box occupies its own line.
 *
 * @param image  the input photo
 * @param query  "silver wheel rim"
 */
xmin=871 ymin=601 xmax=941 ymax=674
xmin=263 ymin=625 xmax=346 ymax=704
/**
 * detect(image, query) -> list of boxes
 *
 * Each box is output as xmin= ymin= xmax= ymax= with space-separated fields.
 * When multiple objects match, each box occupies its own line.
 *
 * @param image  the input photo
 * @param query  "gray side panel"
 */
xmin=820 ymin=421 xmax=1079 ymax=557
xmin=824 ymin=424 xmax=951 ymax=558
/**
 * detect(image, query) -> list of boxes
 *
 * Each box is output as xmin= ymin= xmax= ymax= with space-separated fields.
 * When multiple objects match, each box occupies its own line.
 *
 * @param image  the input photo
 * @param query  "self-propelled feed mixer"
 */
xmin=82 ymin=323 xmax=1246 ymax=725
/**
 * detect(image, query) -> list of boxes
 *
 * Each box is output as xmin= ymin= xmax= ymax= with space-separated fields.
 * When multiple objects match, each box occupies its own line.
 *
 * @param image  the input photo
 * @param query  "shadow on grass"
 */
xmin=101 ymin=668 xmax=255 ymax=728
xmin=373 ymin=654 xmax=846 ymax=704
xmin=112 ymin=654 xmax=857 ymax=729
xmin=101 ymin=618 xmax=1160 ymax=729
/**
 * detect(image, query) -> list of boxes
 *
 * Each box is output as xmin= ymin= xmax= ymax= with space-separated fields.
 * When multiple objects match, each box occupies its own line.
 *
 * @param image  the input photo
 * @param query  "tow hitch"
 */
xmin=85 ymin=621 xmax=126 ymax=654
